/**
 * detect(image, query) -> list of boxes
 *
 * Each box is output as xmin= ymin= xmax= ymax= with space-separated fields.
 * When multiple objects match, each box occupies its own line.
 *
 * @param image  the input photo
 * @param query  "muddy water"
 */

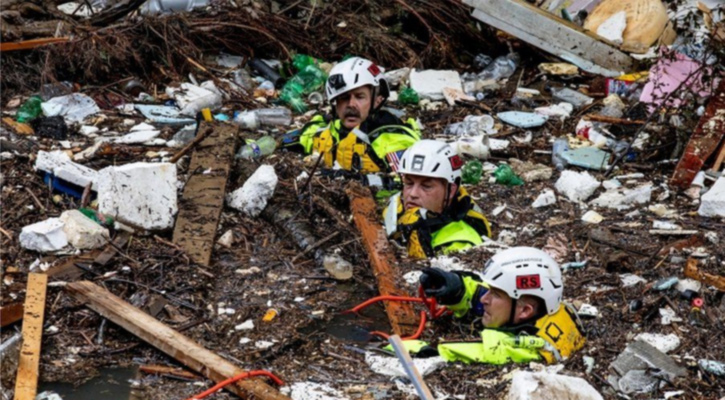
xmin=39 ymin=367 xmax=138 ymax=400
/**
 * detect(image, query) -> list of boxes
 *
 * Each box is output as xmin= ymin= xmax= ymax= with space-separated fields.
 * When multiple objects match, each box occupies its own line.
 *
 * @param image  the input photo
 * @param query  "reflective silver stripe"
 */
xmin=351 ymin=128 xmax=370 ymax=144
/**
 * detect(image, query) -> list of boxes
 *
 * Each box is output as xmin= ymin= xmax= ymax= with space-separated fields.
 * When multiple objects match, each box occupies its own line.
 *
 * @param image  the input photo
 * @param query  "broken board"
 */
xmin=346 ymin=182 xmax=420 ymax=337
xmin=66 ymin=281 xmax=288 ymax=400
xmin=173 ymin=122 xmax=238 ymax=266
xmin=670 ymin=79 xmax=725 ymax=188
xmin=0 ymin=302 xmax=24 ymax=327
xmin=464 ymin=0 xmax=636 ymax=77
xmin=14 ymin=273 xmax=48 ymax=400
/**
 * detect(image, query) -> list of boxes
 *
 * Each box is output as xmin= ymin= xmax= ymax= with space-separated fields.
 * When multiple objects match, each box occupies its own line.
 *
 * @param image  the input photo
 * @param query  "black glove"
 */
xmin=419 ymin=268 xmax=464 ymax=305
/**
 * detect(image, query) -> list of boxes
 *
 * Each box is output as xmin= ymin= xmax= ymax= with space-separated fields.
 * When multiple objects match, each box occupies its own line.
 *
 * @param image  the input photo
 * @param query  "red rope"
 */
xmin=184 ymin=370 xmax=284 ymax=400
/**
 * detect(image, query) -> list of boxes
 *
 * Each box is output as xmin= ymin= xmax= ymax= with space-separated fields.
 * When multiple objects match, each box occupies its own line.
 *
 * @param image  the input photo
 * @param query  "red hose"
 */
xmin=184 ymin=370 xmax=284 ymax=400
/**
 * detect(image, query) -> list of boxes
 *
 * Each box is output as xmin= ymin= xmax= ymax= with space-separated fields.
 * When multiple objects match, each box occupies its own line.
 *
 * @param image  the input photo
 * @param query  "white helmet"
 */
xmin=326 ymin=57 xmax=389 ymax=103
xmin=481 ymin=247 xmax=563 ymax=315
xmin=397 ymin=140 xmax=463 ymax=184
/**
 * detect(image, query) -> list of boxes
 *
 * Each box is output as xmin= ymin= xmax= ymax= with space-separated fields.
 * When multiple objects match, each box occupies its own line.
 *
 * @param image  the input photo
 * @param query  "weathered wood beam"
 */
xmin=346 ymin=182 xmax=420 ymax=336
xmin=66 ymin=281 xmax=289 ymax=400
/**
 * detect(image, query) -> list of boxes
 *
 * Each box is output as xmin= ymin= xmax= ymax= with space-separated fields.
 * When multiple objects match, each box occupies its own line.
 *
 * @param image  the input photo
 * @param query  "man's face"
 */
xmin=402 ymin=175 xmax=453 ymax=214
xmin=335 ymin=86 xmax=379 ymax=129
xmin=480 ymin=287 xmax=514 ymax=328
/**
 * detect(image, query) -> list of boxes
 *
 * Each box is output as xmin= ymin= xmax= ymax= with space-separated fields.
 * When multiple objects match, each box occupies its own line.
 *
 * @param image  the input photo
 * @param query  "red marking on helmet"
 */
xmin=448 ymin=155 xmax=463 ymax=170
xmin=516 ymin=274 xmax=541 ymax=289
xmin=367 ymin=64 xmax=381 ymax=76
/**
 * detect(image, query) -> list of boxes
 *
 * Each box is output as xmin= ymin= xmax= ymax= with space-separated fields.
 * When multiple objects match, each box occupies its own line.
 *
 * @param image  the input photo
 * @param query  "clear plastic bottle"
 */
xmin=552 ymin=137 xmax=570 ymax=171
xmin=236 ymin=136 xmax=277 ymax=159
xmin=41 ymin=81 xmax=74 ymax=101
xmin=478 ymin=53 xmax=519 ymax=81
xmin=233 ymin=108 xmax=292 ymax=130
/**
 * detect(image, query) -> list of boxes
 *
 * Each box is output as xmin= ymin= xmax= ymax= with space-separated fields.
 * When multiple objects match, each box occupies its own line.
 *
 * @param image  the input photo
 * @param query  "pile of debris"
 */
xmin=1 ymin=0 xmax=725 ymax=399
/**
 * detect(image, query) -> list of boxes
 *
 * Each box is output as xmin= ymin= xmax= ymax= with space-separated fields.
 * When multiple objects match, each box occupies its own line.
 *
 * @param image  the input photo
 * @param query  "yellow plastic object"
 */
xmin=262 ymin=308 xmax=278 ymax=322
xmin=534 ymin=304 xmax=586 ymax=363
xmin=201 ymin=108 xmax=213 ymax=122
xmin=617 ymin=71 xmax=650 ymax=82
xmin=583 ymin=0 xmax=668 ymax=54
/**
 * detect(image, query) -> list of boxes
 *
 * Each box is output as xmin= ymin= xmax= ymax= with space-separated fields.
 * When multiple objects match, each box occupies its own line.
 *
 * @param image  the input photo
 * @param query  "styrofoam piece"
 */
xmin=620 ymin=274 xmax=646 ymax=287
xmin=698 ymin=177 xmax=725 ymax=217
xmin=227 ymin=165 xmax=278 ymax=218
xmin=97 ymin=162 xmax=178 ymax=230
xmin=590 ymin=184 xmax=652 ymax=210
xmin=596 ymin=11 xmax=627 ymax=45
xmin=41 ymin=93 xmax=100 ymax=123
xmin=675 ymin=278 xmax=702 ymax=293
xmin=409 ymin=69 xmax=464 ymax=101
xmin=532 ymin=189 xmax=556 ymax=208
xmin=35 ymin=150 xmax=99 ymax=190
xmin=19 ymin=218 xmax=68 ymax=252
xmin=60 ymin=210 xmax=109 ymax=249
xmin=555 ymin=170 xmax=600 ymax=202
xmin=534 ymin=102 xmax=574 ymax=120
xmin=286 ymin=382 xmax=345 ymax=400
xmin=508 ymin=370 xmax=604 ymax=400
xmin=165 ymin=81 xmax=222 ymax=117
xmin=365 ymin=352 xmax=444 ymax=377
xmin=114 ymin=122 xmax=161 ymax=144
xmin=633 ymin=333 xmax=680 ymax=354
xmin=497 ymin=111 xmax=548 ymax=128
xmin=134 ymin=104 xmax=196 ymax=125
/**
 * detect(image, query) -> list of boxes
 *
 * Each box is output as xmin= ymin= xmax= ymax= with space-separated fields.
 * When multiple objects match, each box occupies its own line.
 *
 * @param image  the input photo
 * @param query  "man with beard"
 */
xmin=291 ymin=57 xmax=421 ymax=173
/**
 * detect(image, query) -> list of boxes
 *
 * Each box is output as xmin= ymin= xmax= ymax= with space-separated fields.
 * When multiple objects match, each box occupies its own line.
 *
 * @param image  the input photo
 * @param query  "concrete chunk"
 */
xmin=508 ymin=370 xmax=603 ymax=400
xmin=60 ymin=210 xmax=109 ymax=249
xmin=698 ymin=177 xmax=725 ymax=217
xmin=97 ymin=162 xmax=178 ymax=230
xmin=409 ymin=69 xmax=463 ymax=101
xmin=227 ymin=165 xmax=278 ymax=218
xmin=35 ymin=150 xmax=98 ymax=189
xmin=20 ymin=218 xmax=68 ymax=252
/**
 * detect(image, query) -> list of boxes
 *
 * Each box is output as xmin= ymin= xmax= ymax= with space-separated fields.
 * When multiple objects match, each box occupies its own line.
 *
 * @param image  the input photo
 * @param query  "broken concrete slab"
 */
xmin=633 ymin=333 xmax=680 ymax=354
xmin=555 ymin=170 xmax=601 ymax=202
xmin=611 ymin=340 xmax=686 ymax=382
xmin=409 ymin=69 xmax=463 ymax=101
xmin=227 ymin=164 xmax=278 ymax=218
xmin=97 ymin=162 xmax=178 ymax=230
xmin=19 ymin=218 xmax=68 ymax=252
xmin=508 ymin=370 xmax=603 ymax=400
xmin=60 ymin=210 xmax=109 ymax=250
xmin=698 ymin=176 xmax=725 ymax=218
xmin=35 ymin=150 xmax=98 ymax=190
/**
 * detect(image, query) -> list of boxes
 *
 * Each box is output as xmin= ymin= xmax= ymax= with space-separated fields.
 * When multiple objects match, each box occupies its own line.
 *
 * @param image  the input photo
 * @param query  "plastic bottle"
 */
xmin=233 ymin=108 xmax=292 ymax=130
xmin=398 ymin=87 xmax=419 ymax=105
xmin=494 ymin=164 xmax=524 ymax=186
xmin=462 ymin=160 xmax=483 ymax=184
xmin=280 ymin=64 xmax=327 ymax=113
xmin=236 ymin=136 xmax=277 ymax=159
xmin=552 ymin=137 xmax=570 ymax=170
xmin=478 ymin=53 xmax=519 ymax=81
xmin=292 ymin=54 xmax=319 ymax=71
xmin=473 ymin=54 xmax=493 ymax=70
xmin=16 ymin=96 xmax=43 ymax=123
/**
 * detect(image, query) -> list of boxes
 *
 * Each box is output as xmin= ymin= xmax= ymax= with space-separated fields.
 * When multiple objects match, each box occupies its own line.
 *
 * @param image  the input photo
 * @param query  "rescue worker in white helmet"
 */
xmin=416 ymin=247 xmax=586 ymax=364
xmin=293 ymin=57 xmax=421 ymax=173
xmin=383 ymin=140 xmax=491 ymax=259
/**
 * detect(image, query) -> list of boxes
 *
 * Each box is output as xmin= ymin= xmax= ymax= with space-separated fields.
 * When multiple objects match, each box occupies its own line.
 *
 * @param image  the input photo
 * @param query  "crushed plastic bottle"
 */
xmin=478 ymin=53 xmax=519 ymax=81
xmin=16 ymin=96 xmax=43 ymax=123
xmin=473 ymin=54 xmax=493 ymax=70
xmin=280 ymin=64 xmax=327 ymax=113
xmin=398 ymin=86 xmax=420 ymax=105
xmin=494 ymin=164 xmax=524 ymax=186
xmin=236 ymin=136 xmax=277 ymax=159
xmin=233 ymin=108 xmax=292 ymax=130
xmin=552 ymin=137 xmax=570 ymax=171
xmin=292 ymin=54 xmax=320 ymax=71
xmin=462 ymin=160 xmax=483 ymax=184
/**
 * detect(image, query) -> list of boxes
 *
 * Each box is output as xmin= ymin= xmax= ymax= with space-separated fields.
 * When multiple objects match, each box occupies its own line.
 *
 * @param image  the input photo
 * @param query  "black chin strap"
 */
xmin=508 ymin=298 xmax=518 ymax=327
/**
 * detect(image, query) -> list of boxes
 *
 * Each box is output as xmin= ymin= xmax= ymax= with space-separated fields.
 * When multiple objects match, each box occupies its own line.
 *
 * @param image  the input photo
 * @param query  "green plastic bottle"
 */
xmin=462 ymin=160 xmax=483 ymax=184
xmin=17 ymin=96 xmax=43 ymax=123
xmin=398 ymin=87 xmax=419 ymax=105
xmin=280 ymin=64 xmax=328 ymax=113
xmin=494 ymin=164 xmax=524 ymax=186
xmin=292 ymin=54 xmax=319 ymax=71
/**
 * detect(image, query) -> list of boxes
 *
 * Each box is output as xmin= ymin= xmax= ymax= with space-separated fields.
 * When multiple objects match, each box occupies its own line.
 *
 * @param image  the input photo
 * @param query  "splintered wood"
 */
xmin=66 ymin=281 xmax=289 ymax=400
xmin=14 ymin=273 xmax=48 ymax=400
xmin=346 ymin=182 xmax=420 ymax=337
xmin=684 ymin=258 xmax=725 ymax=292
xmin=173 ymin=122 xmax=238 ymax=266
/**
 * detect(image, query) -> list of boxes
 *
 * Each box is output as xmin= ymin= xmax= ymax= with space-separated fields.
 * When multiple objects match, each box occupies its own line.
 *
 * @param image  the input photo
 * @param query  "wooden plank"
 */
xmin=0 ymin=37 xmax=69 ymax=52
xmin=139 ymin=364 xmax=200 ymax=380
xmin=0 ymin=302 xmax=24 ymax=327
xmin=172 ymin=122 xmax=238 ymax=266
xmin=94 ymin=232 xmax=131 ymax=266
xmin=670 ymin=80 xmax=725 ymax=188
xmin=14 ymin=273 xmax=48 ymax=400
xmin=345 ymin=182 xmax=420 ymax=336
xmin=66 ymin=281 xmax=288 ymax=400
xmin=464 ymin=0 xmax=635 ymax=77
